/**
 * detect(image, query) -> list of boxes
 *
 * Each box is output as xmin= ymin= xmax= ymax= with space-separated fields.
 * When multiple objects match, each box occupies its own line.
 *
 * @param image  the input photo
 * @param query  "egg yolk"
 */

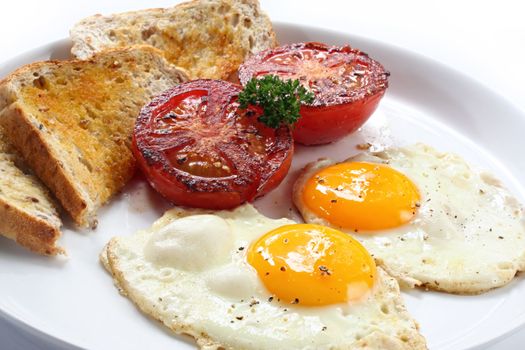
xmin=302 ymin=162 xmax=420 ymax=231
xmin=247 ymin=224 xmax=376 ymax=306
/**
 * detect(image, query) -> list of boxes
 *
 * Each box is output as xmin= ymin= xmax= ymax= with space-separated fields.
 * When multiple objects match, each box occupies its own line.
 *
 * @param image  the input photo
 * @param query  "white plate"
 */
xmin=1 ymin=22 xmax=525 ymax=350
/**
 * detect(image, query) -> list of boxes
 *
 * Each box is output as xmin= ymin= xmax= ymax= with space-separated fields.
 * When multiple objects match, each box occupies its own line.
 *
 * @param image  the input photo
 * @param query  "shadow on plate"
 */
xmin=0 ymin=236 xmax=67 ymax=268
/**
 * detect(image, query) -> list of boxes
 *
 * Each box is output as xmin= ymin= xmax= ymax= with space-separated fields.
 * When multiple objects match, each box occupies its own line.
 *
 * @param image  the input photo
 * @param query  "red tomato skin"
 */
xmin=238 ymin=42 xmax=389 ymax=145
xmin=294 ymin=91 xmax=385 ymax=145
xmin=132 ymin=79 xmax=294 ymax=209
xmin=132 ymin=135 xmax=293 ymax=209
xmin=255 ymin=141 xmax=294 ymax=197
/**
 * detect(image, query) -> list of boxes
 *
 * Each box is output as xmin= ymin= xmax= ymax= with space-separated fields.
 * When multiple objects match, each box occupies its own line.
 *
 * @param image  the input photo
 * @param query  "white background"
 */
xmin=1 ymin=0 xmax=524 ymax=349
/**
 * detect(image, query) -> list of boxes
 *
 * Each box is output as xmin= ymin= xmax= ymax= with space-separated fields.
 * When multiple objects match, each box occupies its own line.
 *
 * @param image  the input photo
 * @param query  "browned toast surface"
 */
xmin=0 ymin=46 xmax=188 ymax=227
xmin=70 ymin=0 xmax=277 ymax=79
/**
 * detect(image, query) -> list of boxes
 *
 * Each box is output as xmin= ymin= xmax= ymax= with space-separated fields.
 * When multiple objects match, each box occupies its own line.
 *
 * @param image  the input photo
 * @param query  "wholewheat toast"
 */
xmin=70 ymin=0 xmax=277 ymax=79
xmin=0 ymin=126 xmax=63 ymax=255
xmin=0 ymin=46 xmax=188 ymax=227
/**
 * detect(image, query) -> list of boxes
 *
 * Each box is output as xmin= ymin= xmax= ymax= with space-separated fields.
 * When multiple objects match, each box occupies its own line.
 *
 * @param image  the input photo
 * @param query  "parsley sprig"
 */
xmin=238 ymin=75 xmax=314 ymax=128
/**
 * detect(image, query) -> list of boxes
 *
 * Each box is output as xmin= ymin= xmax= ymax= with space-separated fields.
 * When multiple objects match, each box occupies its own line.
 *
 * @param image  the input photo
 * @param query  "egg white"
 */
xmin=102 ymin=204 xmax=425 ymax=350
xmin=293 ymin=143 xmax=525 ymax=294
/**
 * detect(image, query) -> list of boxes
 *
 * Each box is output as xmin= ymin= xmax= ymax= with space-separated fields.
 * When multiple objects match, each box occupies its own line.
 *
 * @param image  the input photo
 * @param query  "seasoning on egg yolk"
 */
xmin=302 ymin=162 xmax=420 ymax=231
xmin=247 ymin=224 xmax=376 ymax=306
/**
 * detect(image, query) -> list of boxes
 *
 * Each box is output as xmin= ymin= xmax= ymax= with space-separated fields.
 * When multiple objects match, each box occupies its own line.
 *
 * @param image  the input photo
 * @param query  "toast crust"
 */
xmin=0 ymin=46 xmax=188 ymax=227
xmin=0 ymin=195 xmax=63 ymax=255
xmin=70 ymin=0 xmax=277 ymax=79
xmin=2 ymin=103 xmax=92 ymax=226
xmin=0 ymin=126 xmax=63 ymax=255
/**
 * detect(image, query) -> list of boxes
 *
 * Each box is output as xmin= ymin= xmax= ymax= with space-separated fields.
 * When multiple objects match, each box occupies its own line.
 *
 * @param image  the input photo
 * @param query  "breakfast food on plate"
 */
xmin=293 ymin=143 xmax=525 ymax=294
xmin=238 ymin=42 xmax=389 ymax=145
xmin=0 ymin=46 xmax=188 ymax=227
xmin=1 ymin=0 xmax=521 ymax=346
xmin=102 ymin=204 xmax=426 ymax=349
xmin=0 ymin=128 xmax=63 ymax=255
xmin=132 ymin=79 xmax=293 ymax=209
xmin=70 ymin=0 xmax=277 ymax=80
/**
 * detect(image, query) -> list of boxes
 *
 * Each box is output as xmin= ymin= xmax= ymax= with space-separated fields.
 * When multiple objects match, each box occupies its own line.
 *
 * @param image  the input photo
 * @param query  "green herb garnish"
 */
xmin=238 ymin=75 xmax=314 ymax=128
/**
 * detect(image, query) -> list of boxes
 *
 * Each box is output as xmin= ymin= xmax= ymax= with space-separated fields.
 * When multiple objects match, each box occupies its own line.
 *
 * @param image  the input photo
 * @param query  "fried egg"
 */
xmin=103 ymin=204 xmax=426 ymax=349
xmin=293 ymin=143 xmax=525 ymax=294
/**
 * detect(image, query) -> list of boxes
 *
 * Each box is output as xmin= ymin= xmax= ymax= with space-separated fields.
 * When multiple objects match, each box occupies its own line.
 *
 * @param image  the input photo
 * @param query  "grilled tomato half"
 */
xmin=238 ymin=42 xmax=389 ymax=145
xmin=132 ymin=79 xmax=294 ymax=209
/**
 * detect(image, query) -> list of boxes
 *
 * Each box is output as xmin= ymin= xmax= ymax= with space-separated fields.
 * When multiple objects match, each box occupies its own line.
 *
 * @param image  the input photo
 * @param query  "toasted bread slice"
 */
xmin=0 ymin=126 xmax=63 ymax=255
xmin=70 ymin=0 xmax=277 ymax=79
xmin=0 ymin=46 xmax=188 ymax=227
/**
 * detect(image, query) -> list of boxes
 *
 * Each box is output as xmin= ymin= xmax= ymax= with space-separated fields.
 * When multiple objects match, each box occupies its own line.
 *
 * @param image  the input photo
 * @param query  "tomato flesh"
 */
xmin=239 ymin=42 xmax=389 ymax=145
xmin=133 ymin=79 xmax=293 ymax=209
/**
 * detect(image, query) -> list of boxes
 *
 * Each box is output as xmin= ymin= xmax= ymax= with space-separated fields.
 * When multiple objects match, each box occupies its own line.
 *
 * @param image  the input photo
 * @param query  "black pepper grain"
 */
xmin=318 ymin=265 xmax=331 ymax=276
